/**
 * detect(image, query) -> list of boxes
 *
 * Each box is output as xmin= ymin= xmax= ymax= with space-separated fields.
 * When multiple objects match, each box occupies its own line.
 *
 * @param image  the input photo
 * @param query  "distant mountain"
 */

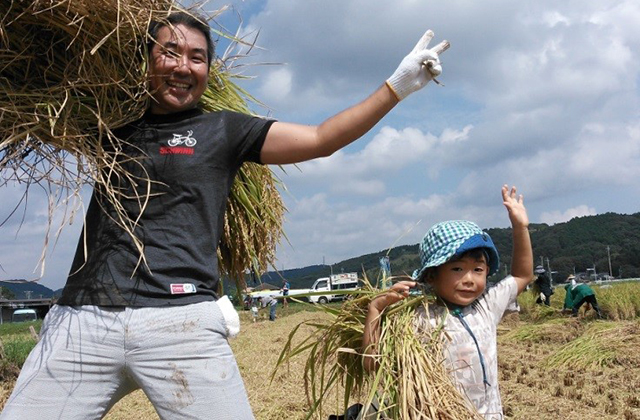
xmin=0 ymin=280 xmax=57 ymax=299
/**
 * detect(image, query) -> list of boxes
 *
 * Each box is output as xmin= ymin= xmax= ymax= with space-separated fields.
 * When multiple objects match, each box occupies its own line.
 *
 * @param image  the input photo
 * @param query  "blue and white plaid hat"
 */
xmin=412 ymin=220 xmax=500 ymax=281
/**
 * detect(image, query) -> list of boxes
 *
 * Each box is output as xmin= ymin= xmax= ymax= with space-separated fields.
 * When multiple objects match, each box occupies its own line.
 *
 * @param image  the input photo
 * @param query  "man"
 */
xmin=259 ymin=295 xmax=278 ymax=322
xmin=2 ymin=11 xmax=448 ymax=420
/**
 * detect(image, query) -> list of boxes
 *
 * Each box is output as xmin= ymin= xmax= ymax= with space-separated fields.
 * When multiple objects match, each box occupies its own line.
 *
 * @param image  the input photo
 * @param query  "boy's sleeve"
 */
xmin=482 ymin=276 xmax=519 ymax=324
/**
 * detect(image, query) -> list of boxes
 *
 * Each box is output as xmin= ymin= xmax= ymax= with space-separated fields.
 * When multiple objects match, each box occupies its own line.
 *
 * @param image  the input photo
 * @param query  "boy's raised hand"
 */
xmin=502 ymin=184 xmax=529 ymax=229
xmin=503 ymin=184 xmax=534 ymax=292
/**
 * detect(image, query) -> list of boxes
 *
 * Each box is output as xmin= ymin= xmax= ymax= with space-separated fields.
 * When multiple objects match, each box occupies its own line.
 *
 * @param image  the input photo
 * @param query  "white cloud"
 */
xmin=258 ymin=67 xmax=292 ymax=104
xmin=441 ymin=125 xmax=473 ymax=143
xmin=276 ymin=190 xmax=512 ymax=271
xmin=280 ymin=125 xmax=474 ymax=196
xmin=542 ymin=11 xmax=570 ymax=27
xmin=540 ymin=205 xmax=597 ymax=225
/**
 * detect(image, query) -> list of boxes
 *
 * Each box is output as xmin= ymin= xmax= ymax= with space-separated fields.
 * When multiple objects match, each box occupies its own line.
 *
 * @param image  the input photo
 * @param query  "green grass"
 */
xmin=0 ymin=320 xmax=42 ymax=336
xmin=2 ymin=336 xmax=38 ymax=367
xmin=0 ymin=320 xmax=42 ymax=379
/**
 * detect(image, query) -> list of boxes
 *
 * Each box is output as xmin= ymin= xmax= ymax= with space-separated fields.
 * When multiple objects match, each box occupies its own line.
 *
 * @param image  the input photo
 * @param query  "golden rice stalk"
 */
xmin=275 ymin=277 xmax=481 ymax=420
xmin=596 ymin=282 xmax=640 ymax=321
xmin=200 ymin=67 xmax=287 ymax=286
xmin=500 ymin=317 xmax=584 ymax=344
xmin=0 ymin=0 xmax=285 ymax=285
xmin=544 ymin=320 xmax=640 ymax=370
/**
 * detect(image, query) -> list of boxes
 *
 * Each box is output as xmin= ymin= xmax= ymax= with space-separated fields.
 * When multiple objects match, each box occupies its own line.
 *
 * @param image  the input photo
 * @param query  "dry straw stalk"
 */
xmin=544 ymin=320 xmax=640 ymax=370
xmin=276 ymin=277 xmax=482 ymax=420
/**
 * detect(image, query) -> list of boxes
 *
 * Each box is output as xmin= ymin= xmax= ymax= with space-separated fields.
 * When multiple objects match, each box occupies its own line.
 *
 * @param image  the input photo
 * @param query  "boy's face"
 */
xmin=429 ymin=255 xmax=488 ymax=306
xmin=148 ymin=23 xmax=209 ymax=114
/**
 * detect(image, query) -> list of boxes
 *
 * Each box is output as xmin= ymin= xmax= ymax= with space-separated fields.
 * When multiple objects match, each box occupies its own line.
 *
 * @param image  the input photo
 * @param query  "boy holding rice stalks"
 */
xmin=363 ymin=185 xmax=533 ymax=419
xmin=2 ymin=9 xmax=449 ymax=420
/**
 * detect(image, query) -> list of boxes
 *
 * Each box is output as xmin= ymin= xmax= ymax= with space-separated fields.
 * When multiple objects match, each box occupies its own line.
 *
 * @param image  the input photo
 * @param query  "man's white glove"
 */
xmin=386 ymin=30 xmax=449 ymax=101
xmin=540 ymin=292 xmax=546 ymax=301
xmin=216 ymin=295 xmax=240 ymax=338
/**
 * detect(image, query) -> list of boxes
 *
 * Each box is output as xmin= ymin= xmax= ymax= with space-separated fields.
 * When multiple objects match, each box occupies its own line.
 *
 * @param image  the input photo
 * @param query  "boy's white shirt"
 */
xmin=414 ymin=276 xmax=518 ymax=420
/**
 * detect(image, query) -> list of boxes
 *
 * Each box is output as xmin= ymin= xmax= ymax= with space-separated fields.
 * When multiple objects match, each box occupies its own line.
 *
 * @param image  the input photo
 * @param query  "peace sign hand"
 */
xmin=386 ymin=30 xmax=450 ymax=101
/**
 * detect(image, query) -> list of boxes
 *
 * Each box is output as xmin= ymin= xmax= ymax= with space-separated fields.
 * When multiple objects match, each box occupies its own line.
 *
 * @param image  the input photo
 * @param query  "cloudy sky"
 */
xmin=1 ymin=0 xmax=639 ymax=291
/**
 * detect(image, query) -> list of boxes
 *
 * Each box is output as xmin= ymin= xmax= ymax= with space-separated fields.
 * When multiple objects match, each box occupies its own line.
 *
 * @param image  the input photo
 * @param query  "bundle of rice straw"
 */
xmin=276 ymin=277 xmax=482 ymax=420
xmin=0 ymin=0 xmax=285 ymax=285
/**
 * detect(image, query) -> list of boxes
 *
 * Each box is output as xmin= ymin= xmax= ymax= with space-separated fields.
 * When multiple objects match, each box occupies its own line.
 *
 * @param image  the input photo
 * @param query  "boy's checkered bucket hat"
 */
xmin=413 ymin=220 xmax=500 ymax=282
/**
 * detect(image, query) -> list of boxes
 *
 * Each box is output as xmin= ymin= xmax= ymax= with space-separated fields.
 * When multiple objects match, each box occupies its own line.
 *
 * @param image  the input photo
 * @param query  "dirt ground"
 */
xmin=2 ymin=308 xmax=640 ymax=419
xmin=497 ymin=314 xmax=640 ymax=420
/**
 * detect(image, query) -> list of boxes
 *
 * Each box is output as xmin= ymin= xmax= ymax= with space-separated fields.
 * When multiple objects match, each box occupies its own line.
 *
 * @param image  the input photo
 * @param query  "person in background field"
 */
xmin=362 ymin=185 xmax=533 ymax=419
xmin=563 ymin=275 xmax=603 ymax=318
xmin=250 ymin=302 xmax=259 ymax=322
xmin=1 ymin=10 xmax=448 ymax=420
xmin=534 ymin=265 xmax=553 ymax=306
xmin=243 ymin=293 xmax=253 ymax=310
xmin=281 ymin=279 xmax=291 ymax=308
xmin=259 ymin=295 xmax=278 ymax=321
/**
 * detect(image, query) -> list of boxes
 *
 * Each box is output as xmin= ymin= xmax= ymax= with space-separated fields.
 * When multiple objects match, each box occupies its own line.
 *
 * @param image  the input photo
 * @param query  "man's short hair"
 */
xmin=148 ymin=11 xmax=215 ymax=68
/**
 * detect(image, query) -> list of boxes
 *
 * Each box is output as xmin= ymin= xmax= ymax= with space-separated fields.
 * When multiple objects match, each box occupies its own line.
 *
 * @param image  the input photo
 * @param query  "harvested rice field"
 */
xmin=2 ymin=300 xmax=640 ymax=419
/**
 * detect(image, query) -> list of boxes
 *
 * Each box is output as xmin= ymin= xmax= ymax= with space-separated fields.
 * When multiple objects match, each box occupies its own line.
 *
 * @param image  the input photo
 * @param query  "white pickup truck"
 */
xmin=247 ymin=286 xmax=312 ymax=301
xmin=308 ymin=272 xmax=360 ymax=304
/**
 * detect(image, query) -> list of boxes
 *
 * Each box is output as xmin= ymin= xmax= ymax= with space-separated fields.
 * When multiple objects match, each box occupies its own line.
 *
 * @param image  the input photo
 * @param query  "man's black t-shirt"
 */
xmin=58 ymin=108 xmax=275 ymax=306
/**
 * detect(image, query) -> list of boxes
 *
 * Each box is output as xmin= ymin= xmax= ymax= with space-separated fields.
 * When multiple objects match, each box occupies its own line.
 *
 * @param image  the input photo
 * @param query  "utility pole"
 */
xmin=606 ymin=246 xmax=612 ymax=277
xmin=545 ymin=257 xmax=554 ymax=284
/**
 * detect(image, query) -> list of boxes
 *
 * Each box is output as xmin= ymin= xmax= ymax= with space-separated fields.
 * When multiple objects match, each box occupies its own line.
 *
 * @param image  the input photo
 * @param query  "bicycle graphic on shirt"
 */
xmin=168 ymin=130 xmax=197 ymax=147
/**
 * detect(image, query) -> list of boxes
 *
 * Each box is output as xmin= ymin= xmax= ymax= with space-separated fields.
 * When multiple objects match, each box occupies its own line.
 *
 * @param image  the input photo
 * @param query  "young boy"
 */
xmin=362 ymin=185 xmax=533 ymax=419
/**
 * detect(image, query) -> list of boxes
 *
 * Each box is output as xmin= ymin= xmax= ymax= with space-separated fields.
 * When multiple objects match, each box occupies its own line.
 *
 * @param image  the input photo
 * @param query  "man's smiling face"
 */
xmin=148 ymin=23 xmax=209 ymax=114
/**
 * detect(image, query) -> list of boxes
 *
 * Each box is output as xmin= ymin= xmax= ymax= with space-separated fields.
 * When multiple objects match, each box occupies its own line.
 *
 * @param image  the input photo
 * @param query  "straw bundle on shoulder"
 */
xmin=276 ymin=277 xmax=482 ymax=420
xmin=0 ymin=0 xmax=284 ymax=284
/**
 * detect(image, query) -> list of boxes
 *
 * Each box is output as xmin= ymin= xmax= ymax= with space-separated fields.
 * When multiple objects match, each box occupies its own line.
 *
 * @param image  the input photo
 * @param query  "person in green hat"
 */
xmin=563 ymin=275 xmax=603 ymax=318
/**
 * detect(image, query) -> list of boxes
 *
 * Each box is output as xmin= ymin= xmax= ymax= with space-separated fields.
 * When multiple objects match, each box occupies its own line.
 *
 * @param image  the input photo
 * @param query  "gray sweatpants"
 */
xmin=1 ymin=301 xmax=254 ymax=420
